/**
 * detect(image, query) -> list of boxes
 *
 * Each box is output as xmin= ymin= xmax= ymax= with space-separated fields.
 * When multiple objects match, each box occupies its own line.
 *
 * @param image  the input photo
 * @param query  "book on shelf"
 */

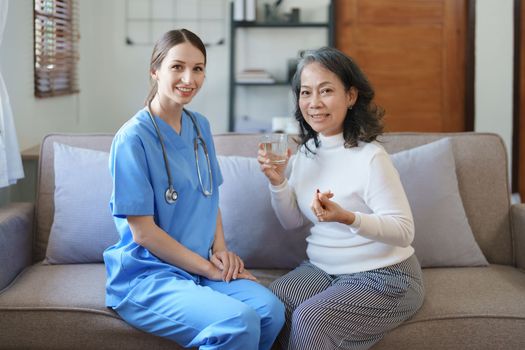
xmin=233 ymin=0 xmax=244 ymax=21
xmin=236 ymin=77 xmax=276 ymax=83
xmin=245 ymin=0 xmax=256 ymax=21
xmin=236 ymin=69 xmax=276 ymax=83
xmin=234 ymin=0 xmax=256 ymax=22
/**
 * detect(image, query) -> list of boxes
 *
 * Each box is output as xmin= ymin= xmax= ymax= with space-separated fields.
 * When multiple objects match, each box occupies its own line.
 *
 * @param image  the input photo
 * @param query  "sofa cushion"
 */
xmin=0 ymin=264 xmax=179 ymax=349
xmin=218 ymin=138 xmax=487 ymax=269
xmin=43 ymin=138 xmax=487 ymax=268
xmin=1 ymin=264 xmax=524 ymax=349
xmin=218 ymin=155 xmax=309 ymax=269
xmin=45 ymin=143 xmax=119 ymax=264
xmin=373 ymin=265 xmax=525 ymax=349
xmin=390 ymin=138 xmax=488 ymax=267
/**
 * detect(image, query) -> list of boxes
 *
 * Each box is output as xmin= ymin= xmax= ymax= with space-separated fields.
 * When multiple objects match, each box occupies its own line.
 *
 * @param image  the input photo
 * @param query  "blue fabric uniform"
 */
xmin=104 ymin=108 xmax=284 ymax=350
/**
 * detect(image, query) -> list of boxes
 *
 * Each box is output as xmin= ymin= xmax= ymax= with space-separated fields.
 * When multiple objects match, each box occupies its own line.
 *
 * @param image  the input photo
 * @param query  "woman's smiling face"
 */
xmin=151 ymin=41 xmax=206 ymax=107
xmin=298 ymin=62 xmax=356 ymax=137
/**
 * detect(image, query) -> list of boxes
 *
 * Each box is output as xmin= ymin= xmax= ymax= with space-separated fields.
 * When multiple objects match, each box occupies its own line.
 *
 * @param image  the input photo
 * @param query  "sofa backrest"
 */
xmin=35 ymin=132 xmax=512 ymax=265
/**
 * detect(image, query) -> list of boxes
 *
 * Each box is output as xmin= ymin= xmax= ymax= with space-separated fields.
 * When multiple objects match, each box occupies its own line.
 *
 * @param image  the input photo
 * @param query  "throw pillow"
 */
xmin=45 ymin=143 xmax=119 ymax=264
xmin=390 ymin=138 xmax=488 ymax=267
xmin=218 ymin=155 xmax=309 ymax=269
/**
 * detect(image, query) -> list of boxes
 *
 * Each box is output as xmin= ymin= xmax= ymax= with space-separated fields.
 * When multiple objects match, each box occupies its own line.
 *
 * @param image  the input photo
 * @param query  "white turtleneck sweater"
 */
xmin=270 ymin=133 xmax=415 ymax=274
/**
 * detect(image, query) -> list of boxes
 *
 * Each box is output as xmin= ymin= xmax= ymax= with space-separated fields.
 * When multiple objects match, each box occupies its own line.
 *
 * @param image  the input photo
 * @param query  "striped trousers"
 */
xmin=269 ymin=254 xmax=424 ymax=350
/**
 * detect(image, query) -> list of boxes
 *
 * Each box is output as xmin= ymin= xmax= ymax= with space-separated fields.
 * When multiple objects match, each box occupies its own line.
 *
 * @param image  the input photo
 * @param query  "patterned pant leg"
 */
xmin=269 ymin=261 xmax=334 ymax=349
xmin=289 ymin=255 xmax=424 ymax=350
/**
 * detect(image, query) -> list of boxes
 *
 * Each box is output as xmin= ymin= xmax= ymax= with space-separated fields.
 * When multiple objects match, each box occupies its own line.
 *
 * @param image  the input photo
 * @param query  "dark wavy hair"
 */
xmin=292 ymin=47 xmax=384 ymax=154
xmin=145 ymin=29 xmax=207 ymax=106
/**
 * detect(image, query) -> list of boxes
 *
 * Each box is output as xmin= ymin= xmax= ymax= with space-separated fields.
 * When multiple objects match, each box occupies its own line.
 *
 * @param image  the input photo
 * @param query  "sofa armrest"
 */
xmin=0 ymin=202 xmax=34 ymax=291
xmin=511 ymin=203 xmax=525 ymax=269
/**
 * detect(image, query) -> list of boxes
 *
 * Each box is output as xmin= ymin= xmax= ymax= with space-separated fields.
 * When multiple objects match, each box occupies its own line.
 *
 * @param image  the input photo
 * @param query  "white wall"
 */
xmin=0 ymin=0 xmax=517 ymax=159
xmin=1 ymin=0 xmax=80 ymax=149
xmin=475 ymin=0 xmax=514 ymax=177
xmin=0 ymin=0 xmax=232 ymax=150
xmin=75 ymin=0 xmax=232 ymax=136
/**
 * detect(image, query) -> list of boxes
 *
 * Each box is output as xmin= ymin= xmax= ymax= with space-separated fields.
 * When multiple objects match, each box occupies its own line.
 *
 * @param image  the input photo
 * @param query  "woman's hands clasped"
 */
xmin=257 ymin=145 xmax=292 ymax=186
xmin=209 ymin=250 xmax=256 ymax=282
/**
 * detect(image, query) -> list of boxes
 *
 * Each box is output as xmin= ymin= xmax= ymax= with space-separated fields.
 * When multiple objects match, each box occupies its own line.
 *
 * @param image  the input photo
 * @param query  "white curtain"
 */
xmin=0 ymin=0 xmax=24 ymax=188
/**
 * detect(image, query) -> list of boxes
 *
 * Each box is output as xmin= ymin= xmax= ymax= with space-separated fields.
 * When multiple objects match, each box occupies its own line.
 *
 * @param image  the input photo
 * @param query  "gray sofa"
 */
xmin=1 ymin=132 xmax=525 ymax=349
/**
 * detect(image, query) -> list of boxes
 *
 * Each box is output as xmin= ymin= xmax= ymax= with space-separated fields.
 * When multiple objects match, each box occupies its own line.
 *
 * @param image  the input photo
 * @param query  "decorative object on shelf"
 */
xmin=264 ymin=1 xmax=300 ymax=24
xmin=271 ymin=117 xmax=288 ymax=133
xmin=289 ymin=8 xmax=300 ymax=23
xmin=263 ymin=3 xmax=279 ymax=23
xmin=271 ymin=117 xmax=298 ymax=134
xmin=286 ymin=52 xmax=302 ymax=83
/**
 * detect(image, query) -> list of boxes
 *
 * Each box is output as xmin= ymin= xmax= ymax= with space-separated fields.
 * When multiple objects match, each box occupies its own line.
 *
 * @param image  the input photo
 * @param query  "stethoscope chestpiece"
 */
xmin=165 ymin=187 xmax=178 ymax=204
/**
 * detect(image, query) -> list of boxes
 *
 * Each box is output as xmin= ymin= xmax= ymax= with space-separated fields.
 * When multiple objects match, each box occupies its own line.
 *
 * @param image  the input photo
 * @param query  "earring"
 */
xmin=348 ymin=105 xmax=353 ymax=110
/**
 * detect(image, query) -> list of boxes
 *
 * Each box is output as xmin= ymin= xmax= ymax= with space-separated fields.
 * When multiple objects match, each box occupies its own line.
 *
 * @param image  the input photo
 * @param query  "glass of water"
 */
xmin=260 ymin=133 xmax=288 ymax=164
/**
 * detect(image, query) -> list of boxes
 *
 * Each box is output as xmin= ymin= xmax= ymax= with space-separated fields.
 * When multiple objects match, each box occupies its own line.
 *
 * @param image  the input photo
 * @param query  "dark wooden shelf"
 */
xmin=228 ymin=1 xmax=334 ymax=132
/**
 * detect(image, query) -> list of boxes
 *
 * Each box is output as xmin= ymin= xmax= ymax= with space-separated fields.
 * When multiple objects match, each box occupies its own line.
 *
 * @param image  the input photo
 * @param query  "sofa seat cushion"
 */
xmin=0 ymin=264 xmax=288 ymax=350
xmin=374 ymin=264 xmax=525 ymax=349
xmin=0 ymin=264 xmax=177 ymax=350
xmin=1 ymin=264 xmax=524 ymax=349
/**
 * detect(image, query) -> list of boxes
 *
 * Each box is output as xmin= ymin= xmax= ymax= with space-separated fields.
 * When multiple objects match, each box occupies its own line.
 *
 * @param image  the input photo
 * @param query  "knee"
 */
xmin=202 ymin=306 xmax=261 ymax=349
xmin=291 ymin=302 xmax=323 ymax=332
xmin=269 ymin=279 xmax=288 ymax=301
xmin=253 ymin=289 xmax=285 ymax=333
xmin=265 ymin=294 xmax=285 ymax=331
xmin=235 ymin=305 xmax=261 ymax=336
xmin=269 ymin=280 xmax=293 ymax=313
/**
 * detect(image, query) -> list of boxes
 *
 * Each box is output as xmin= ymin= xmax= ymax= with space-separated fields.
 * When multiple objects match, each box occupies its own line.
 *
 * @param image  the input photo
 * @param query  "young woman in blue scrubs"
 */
xmin=103 ymin=29 xmax=284 ymax=350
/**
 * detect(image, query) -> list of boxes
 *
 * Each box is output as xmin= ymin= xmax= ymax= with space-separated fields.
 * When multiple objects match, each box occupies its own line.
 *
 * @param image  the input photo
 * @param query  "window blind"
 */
xmin=34 ymin=0 xmax=79 ymax=98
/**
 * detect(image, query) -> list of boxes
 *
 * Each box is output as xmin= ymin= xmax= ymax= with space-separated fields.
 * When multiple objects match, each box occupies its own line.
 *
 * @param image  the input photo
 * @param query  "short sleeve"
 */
xmin=109 ymin=133 xmax=155 ymax=218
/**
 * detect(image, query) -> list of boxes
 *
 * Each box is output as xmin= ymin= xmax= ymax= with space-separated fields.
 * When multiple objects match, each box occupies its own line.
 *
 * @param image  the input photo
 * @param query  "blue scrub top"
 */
xmin=104 ymin=108 xmax=223 ymax=307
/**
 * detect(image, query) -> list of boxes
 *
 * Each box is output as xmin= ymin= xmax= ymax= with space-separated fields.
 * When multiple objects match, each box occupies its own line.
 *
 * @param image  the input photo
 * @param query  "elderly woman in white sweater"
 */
xmin=258 ymin=47 xmax=424 ymax=350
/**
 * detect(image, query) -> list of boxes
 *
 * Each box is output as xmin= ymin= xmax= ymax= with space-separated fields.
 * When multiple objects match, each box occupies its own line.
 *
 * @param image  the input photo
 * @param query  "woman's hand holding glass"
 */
xmin=257 ymin=145 xmax=292 ymax=186
xmin=311 ymin=189 xmax=356 ymax=225
xmin=210 ymin=250 xmax=256 ymax=282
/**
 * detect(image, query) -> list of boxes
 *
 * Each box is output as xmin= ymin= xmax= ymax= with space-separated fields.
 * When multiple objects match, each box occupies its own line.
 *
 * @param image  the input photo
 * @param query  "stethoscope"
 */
xmin=146 ymin=104 xmax=213 ymax=204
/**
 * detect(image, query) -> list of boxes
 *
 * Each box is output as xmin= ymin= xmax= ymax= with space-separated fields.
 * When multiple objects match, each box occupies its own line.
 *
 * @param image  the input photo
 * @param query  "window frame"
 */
xmin=33 ymin=0 xmax=79 ymax=98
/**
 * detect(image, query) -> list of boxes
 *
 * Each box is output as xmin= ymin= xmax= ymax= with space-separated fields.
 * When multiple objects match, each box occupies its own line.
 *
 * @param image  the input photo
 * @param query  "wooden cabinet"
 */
xmin=335 ymin=0 xmax=470 ymax=132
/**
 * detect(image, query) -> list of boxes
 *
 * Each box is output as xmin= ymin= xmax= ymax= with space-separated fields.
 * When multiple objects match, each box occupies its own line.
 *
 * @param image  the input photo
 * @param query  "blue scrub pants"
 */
xmin=114 ymin=270 xmax=285 ymax=350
